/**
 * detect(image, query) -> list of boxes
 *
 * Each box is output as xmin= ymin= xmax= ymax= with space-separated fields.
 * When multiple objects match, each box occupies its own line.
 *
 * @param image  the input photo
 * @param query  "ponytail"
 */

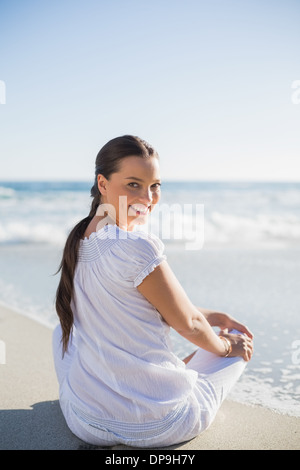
xmin=55 ymin=187 xmax=100 ymax=354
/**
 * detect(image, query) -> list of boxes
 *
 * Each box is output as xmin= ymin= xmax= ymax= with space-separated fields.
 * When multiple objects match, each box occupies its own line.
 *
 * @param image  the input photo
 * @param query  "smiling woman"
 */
xmin=93 ymin=155 xmax=161 ymax=232
xmin=53 ymin=135 xmax=253 ymax=448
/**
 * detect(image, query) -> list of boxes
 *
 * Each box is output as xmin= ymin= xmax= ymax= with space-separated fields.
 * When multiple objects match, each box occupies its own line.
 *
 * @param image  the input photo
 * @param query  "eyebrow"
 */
xmin=124 ymin=176 xmax=144 ymax=181
xmin=124 ymin=176 xmax=161 ymax=182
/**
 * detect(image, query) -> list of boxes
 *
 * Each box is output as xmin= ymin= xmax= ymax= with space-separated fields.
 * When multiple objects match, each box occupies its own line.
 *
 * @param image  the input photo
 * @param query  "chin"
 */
xmin=125 ymin=213 xmax=150 ymax=231
xmin=131 ymin=215 xmax=148 ymax=226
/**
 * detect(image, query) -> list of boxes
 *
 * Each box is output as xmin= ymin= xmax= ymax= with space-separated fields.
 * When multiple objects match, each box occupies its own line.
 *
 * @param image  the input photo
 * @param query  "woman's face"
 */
xmin=97 ymin=155 xmax=161 ymax=231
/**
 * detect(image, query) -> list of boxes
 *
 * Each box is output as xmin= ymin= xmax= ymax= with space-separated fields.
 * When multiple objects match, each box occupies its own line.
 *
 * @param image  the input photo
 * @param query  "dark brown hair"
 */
xmin=55 ymin=135 xmax=158 ymax=354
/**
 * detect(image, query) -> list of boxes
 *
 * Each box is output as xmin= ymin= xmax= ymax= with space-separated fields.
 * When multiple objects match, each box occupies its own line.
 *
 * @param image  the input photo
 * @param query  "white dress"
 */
xmin=52 ymin=224 xmax=246 ymax=447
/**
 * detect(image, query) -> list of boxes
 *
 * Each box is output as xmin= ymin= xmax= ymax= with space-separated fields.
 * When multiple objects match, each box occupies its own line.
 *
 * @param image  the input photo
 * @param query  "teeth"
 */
xmin=130 ymin=204 xmax=149 ymax=215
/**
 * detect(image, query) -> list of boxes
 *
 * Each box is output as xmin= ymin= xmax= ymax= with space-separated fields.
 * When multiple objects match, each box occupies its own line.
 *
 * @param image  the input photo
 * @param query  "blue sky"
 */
xmin=0 ymin=0 xmax=299 ymax=181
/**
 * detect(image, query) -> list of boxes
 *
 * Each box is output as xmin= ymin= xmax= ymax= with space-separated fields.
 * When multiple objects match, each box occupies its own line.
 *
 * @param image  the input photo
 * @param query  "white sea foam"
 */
xmin=0 ymin=186 xmax=16 ymax=198
xmin=0 ymin=212 xmax=299 ymax=248
xmin=0 ymin=180 xmax=299 ymax=248
xmin=228 ymin=373 xmax=300 ymax=417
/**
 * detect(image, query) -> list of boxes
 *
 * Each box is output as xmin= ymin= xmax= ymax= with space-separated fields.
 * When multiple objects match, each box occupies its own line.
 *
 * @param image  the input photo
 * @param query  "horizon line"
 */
xmin=1 ymin=178 xmax=300 ymax=184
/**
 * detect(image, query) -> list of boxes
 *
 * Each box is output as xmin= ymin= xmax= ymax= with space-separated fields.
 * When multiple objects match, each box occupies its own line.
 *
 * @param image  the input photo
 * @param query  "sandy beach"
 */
xmin=0 ymin=304 xmax=299 ymax=451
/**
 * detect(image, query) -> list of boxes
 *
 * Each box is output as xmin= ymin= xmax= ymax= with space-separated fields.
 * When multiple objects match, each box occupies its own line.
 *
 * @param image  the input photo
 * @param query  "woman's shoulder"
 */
xmin=114 ymin=225 xmax=164 ymax=257
xmin=78 ymin=224 xmax=164 ymax=263
xmin=78 ymin=225 xmax=166 ymax=286
xmin=109 ymin=226 xmax=166 ymax=287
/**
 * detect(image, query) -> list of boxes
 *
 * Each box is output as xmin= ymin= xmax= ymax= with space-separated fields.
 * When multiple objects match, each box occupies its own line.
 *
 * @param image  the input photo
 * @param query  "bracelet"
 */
xmin=219 ymin=336 xmax=232 ymax=357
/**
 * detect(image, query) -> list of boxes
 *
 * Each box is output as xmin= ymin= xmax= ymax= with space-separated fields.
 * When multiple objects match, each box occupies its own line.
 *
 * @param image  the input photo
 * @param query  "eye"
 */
xmin=151 ymin=183 xmax=161 ymax=190
xmin=128 ymin=182 xmax=139 ymax=188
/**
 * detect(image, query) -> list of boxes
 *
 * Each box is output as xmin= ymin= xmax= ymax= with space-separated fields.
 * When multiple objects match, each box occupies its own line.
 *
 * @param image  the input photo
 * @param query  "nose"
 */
xmin=138 ymin=187 xmax=152 ymax=205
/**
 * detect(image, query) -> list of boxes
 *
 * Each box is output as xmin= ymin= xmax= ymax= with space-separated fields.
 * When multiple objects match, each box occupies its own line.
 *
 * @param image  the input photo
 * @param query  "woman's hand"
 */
xmin=197 ymin=308 xmax=254 ymax=361
xmin=220 ymin=330 xmax=254 ymax=362
xmin=197 ymin=308 xmax=253 ymax=339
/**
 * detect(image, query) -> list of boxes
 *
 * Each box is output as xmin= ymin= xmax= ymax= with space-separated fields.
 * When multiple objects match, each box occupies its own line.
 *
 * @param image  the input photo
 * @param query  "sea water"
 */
xmin=0 ymin=180 xmax=299 ymax=416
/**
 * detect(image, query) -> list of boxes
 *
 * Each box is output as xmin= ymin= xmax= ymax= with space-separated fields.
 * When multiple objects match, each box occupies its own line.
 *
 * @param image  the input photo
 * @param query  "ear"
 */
xmin=97 ymin=174 xmax=108 ymax=196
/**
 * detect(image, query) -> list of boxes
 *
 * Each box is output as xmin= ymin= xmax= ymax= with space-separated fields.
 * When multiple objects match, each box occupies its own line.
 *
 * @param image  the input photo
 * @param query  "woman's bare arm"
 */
xmin=137 ymin=260 xmax=227 ymax=356
xmin=137 ymin=261 xmax=253 ymax=361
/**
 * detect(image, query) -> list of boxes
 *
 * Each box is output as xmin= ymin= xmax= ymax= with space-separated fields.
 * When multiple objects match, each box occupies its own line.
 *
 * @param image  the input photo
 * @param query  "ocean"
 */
xmin=0 ymin=180 xmax=299 ymax=416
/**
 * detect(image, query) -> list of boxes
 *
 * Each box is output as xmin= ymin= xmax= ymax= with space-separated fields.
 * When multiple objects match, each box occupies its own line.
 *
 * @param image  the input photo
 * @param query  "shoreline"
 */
xmin=0 ymin=304 xmax=299 ymax=450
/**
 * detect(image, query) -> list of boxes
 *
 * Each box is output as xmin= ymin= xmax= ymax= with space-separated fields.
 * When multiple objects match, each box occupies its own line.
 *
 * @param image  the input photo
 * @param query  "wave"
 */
xmin=0 ymin=186 xmax=16 ymax=199
xmin=0 ymin=222 xmax=68 ymax=245
xmin=0 ymin=211 xmax=299 ymax=248
xmin=1 ymin=181 xmax=299 ymax=248
xmin=204 ymin=211 xmax=300 ymax=248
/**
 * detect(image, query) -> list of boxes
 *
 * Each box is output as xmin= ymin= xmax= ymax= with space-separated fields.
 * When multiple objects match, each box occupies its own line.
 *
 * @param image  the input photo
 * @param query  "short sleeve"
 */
xmin=106 ymin=231 xmax=166 ymax=288
xmin=132 ymin=235 xmax=166 ymax=287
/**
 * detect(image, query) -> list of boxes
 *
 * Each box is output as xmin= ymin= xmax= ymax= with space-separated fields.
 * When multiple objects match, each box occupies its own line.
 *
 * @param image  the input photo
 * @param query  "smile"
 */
xmin=129 ymin=204 xmax=150 ymax=216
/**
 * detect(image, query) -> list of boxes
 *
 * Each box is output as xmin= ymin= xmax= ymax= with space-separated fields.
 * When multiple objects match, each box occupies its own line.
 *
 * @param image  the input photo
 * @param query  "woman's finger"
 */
xmin=238 ymin=324 xmax=253 ymax=339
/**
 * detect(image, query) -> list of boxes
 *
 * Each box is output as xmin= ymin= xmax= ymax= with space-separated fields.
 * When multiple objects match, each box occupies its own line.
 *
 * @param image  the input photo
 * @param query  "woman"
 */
xmin=53 ymin=135 xmax=253 ymax=448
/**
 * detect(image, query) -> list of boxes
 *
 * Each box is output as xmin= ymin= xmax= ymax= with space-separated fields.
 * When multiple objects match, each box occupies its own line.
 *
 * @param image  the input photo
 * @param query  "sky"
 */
xmin=0 ymin=0 xmax=299 ymax=181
